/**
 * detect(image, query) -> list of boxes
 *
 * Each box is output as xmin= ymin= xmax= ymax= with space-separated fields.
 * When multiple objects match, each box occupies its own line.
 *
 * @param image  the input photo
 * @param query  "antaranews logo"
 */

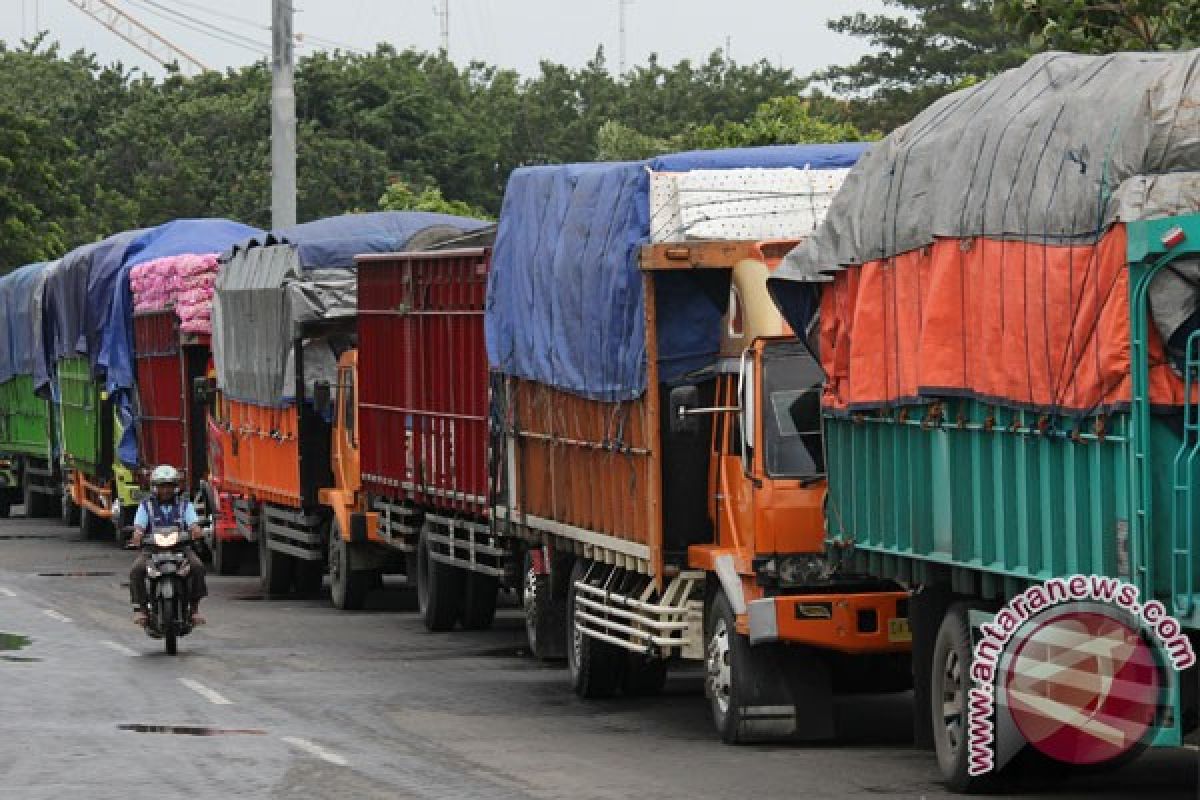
xmin=966 ymin=575 xmax=1196 ymax=776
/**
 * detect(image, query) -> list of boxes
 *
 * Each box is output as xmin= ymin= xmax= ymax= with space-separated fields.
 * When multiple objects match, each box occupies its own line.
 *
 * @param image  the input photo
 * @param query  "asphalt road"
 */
xmin=0 ymin=510 xmax=1195 ymax=799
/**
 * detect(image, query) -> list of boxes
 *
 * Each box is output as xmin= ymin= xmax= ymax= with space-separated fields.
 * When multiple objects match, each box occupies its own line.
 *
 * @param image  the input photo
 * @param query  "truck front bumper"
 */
xmin=747 ymin=591 xmax=911 ymax=654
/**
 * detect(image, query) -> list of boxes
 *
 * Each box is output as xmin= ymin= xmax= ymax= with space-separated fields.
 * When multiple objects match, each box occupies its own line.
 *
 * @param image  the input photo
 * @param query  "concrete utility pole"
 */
xmin=618 ymin=0 xmax=633 ymax=74
xmin=437 ymin=0 xmax=450 ymax=56
xmin=272 ymin=0 xmax=297 ymax=229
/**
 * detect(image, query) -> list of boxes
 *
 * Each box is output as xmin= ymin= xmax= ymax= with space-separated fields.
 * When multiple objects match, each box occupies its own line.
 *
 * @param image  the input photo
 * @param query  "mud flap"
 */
xmin=783 ymin=646 xmax=835 ymax=741
xmin=734 ymin=644 xmax=834 ymax=742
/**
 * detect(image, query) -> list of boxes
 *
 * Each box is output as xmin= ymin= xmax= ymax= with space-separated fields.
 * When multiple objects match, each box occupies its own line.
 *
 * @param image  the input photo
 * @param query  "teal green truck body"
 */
xmin=825 ymin=215 xmax=1200 ymax=748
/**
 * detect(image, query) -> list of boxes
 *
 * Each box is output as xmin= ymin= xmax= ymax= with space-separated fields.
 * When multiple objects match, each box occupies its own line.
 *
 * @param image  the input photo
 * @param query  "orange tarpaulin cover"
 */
xmin=819 ymin=225 xmax=1187 ymax=415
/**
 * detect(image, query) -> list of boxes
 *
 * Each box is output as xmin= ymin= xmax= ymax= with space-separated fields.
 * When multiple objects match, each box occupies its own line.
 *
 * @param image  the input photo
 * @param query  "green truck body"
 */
xmin=57 ymin=356 xmax=110 ymax=478
xmin=0 ymin=375 xmax=53 ymax=461
xmin=825 ymin=215 xmax=1200 ymax=749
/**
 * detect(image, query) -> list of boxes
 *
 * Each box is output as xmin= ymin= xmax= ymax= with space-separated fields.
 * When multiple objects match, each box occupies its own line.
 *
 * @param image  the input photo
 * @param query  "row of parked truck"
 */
xmin=1 ymin=50 xmax=1198 ymax=792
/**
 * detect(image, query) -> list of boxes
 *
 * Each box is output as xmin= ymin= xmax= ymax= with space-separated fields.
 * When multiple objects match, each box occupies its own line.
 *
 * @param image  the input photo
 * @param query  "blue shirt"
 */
xmin=134 ymin=500 xmax=199 ymax=531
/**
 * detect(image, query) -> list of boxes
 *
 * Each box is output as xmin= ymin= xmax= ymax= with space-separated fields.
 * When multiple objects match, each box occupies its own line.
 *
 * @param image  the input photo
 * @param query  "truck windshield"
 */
xmin=761 ymin=341 xmax=825 ymax=478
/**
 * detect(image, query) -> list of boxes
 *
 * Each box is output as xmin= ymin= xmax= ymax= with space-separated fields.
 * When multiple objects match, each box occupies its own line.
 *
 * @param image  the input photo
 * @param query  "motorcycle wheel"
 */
xmin=163 ymin=597 xmax=178 ymax=656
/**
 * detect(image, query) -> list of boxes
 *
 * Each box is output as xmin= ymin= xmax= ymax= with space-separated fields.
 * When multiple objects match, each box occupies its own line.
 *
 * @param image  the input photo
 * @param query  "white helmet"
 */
xmin=150 ymin=465 xmax=181 ymax=487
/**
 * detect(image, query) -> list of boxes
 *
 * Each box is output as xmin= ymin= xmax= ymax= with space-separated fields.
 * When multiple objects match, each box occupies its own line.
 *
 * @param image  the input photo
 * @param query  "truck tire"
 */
xmin=566 ymin=560 xmax=625 ymax=699
xmin=523 ymin=549 xmax=567 ymax=660
xmin=417 ymin=521 xmax=463 ymax=631
xmin=460 ymin=572 xmax=498 ymax=630
xmin=61 ymin=487 xmax=80 ymax=527
xmin=23 ymin=480 xmax=51 ymax=518
xmin=623 ymin=652 xmax=668 ymax=696
xmin=114 ymin=503 xmax=136 ymax=547
xmin=931 ymin=604 xmax=996 ymax=793
xmin=259 ymin=514 xmax=294 ymax=597
xmin=79 ymin=505 xmax=110 ymax=541
xmin=212 ymin=535 xmax=242 ymax=577
xmin=705 ymin=590 xmax=798 ymax=744
xmin=293 ymin=560 xmax=324 ymax=596
xmin=328 ymin=521 xmax=371 ymax=610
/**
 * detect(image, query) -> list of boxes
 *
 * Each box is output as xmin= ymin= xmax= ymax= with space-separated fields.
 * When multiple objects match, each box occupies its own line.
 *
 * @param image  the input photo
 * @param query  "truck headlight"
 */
xmin=777 ymin=554 xmax=829 ymax=587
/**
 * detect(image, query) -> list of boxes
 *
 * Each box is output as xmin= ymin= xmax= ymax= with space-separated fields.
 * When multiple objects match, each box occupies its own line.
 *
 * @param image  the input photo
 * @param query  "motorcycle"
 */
xmin=139 ymin=525 xmax=196 ymax=655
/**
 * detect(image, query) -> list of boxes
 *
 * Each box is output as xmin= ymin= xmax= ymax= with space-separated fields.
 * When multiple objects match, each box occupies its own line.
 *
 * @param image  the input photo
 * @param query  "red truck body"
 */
xmin=357 ymin=248 xmax=491 ymax=519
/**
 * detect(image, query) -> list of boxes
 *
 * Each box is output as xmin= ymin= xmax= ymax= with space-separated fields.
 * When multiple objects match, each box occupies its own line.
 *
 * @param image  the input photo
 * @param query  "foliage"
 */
xmin=0 ymin=38 xmax=849 ymax=266
xmin=817 ymin=1 xmax=1029 ymax=132
xmin=378 ymin=182 xmax=492 ymax=220
xmin=0 ymin=108 xmax=83 ymax=272
xmin=997 ymin=0 xmax=1198 ymax=52
xmin=683 ymin=97 xmax=869 ymax=149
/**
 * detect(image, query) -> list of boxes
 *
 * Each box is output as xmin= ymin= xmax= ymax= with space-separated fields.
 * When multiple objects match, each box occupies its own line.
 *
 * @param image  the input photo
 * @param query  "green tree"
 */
xmin=682 ymin=96 xmax=869 ymax=150
xmin=0 ymin=108 xmax=83 ymax=271
xmin=998 ymin=0 xmax=1198 ymax=52
xmin=818 ymin=1 xmax=1029 ymax=132
xmin=378 ymin=181 xmax=492 ymax=219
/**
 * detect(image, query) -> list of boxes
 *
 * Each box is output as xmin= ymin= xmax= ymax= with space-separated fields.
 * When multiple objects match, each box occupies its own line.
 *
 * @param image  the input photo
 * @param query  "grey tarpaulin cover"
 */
xmin=0 ymin=262 xmax=50 ymax=385
xmin=768 ymin=50 xmax=1200 ymax=349
xmin=213 ymin=211 xmax=490 ymax=406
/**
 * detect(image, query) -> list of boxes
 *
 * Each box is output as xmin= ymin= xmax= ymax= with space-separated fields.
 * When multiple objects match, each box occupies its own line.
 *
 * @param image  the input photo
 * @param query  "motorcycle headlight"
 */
xmin=777 ymin=554 xmax=830 ymax=588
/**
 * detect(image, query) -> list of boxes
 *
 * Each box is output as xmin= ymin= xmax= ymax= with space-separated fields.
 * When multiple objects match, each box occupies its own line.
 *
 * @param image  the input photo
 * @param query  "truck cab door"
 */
xmin=331 ymin=360 xmax=361 ymax=493
xmin=715 ymin=353 xmax=759 ymax=561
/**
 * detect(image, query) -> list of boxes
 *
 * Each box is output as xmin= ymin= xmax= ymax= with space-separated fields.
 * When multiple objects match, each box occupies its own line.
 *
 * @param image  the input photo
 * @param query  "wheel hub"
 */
xmin=706 ymin=619 xmax=732 ymax=713
xmin=941 ymin=648 xmax=963 ymax=752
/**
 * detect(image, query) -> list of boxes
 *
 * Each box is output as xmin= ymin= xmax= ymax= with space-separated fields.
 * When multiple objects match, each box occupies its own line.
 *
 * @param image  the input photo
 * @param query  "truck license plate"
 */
xmin=888 ymin=618 xmax=912 ymax=643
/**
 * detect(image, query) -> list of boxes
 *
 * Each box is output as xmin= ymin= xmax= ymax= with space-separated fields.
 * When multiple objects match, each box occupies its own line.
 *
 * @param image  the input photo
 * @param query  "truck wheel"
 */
xmin=79 ymin=506 xmax=110 ymax=541
xmin=61 ymin=488 xmax=80 ymax=527
xmin=523 ymin=550 xmax=567 ymax=660
xmin=212 ymin=535 xmax=241 ymax=576
xmin=258 ymin=515 xmax=294 ymax=597
xmin=706 ymin=590 xmax=798 ymax=744
xmin=623 ymin=652 xmax=668 ymax=696
xmin=328 ymin=522 xmax=371 ymax=610
xmin=416 ymin=521 xmax=463 ymax=631
xmin=566 ymin=560 xmax=625 ymax=698
xmin=114 ymin=503 xmax=136 ymax=547
xmin=460 ymin=572 xmax=498 ymax=630
xmin=23 ymin=480 xmax=49 ymax=518
xmin=931 ymin=604 xmax=995 ymax=792
xmin=293 ymin=560 xmax=324 ymax=595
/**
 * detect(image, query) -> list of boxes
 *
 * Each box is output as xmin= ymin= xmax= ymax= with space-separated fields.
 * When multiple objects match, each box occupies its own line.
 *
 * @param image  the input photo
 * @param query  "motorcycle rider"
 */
xmin=129 ymin=465 xmax=208 ymax=626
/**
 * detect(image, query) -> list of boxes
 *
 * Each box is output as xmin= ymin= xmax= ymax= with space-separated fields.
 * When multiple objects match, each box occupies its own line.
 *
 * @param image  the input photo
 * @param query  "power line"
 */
xmin=167 ymin=0 xmax=268 ymax=31
xmin=119 ymin=0 xmax=271 ymax=55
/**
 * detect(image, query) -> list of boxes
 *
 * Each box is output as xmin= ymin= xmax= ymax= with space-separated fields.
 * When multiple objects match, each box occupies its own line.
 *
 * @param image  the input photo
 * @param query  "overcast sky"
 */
xmin=4 ymin=1 xmax=890 ymax=79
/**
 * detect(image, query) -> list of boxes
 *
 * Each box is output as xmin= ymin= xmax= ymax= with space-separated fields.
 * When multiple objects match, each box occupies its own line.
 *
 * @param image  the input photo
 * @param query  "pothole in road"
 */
xmin=118 ymin=724 xmax=267 ymax=736
xmin=37 ymin=571 xmax=116 ymax=577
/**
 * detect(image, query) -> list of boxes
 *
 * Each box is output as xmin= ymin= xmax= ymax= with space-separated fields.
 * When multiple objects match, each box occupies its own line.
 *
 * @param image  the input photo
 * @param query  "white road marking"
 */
xmin=281 ymin=737 xmax=348 ymax=766
xmin=178 ymin=678 xmax=233 ymax=706
xmin=0 ymin=587 xmax=16 ymax=597
xmin=100 ymin=640 xmax=139 ymax=657
xmin=42 ymin=609 xmax=72 ymax=623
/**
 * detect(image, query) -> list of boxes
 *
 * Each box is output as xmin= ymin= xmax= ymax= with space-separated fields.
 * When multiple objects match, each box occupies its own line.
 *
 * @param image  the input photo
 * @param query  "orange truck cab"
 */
xmin=679 ymin=254 xmax=910 ymax=659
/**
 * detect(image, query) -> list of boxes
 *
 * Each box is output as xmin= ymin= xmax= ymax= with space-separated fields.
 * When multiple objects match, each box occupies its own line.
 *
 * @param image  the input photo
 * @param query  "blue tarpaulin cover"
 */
xmin=486 ymin=144 xmax=867 ymax=401
xmin=0 ymin=262 xmax=49 ymax=385
xmin=228 ymin=210 xmax=491 ymax=269
xmin=100 ymin=219 xmax=264 ymax=467
xmin=36 ymin=230 xmax=145 ymax=395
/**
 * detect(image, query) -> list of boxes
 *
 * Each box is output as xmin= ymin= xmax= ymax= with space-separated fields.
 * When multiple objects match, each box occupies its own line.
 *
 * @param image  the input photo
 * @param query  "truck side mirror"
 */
xmin=668 ymin=385 xmax=701 ymax=437
xmin=313 ymin=380 xmax=332 ymax=416
xmin=192 ymin=377 xmax=209 ymax=404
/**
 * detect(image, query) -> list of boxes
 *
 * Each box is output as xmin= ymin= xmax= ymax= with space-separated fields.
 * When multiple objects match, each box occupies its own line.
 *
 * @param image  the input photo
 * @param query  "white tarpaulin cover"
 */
xmin=649 ymin=167 xmax=850 ymax=243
